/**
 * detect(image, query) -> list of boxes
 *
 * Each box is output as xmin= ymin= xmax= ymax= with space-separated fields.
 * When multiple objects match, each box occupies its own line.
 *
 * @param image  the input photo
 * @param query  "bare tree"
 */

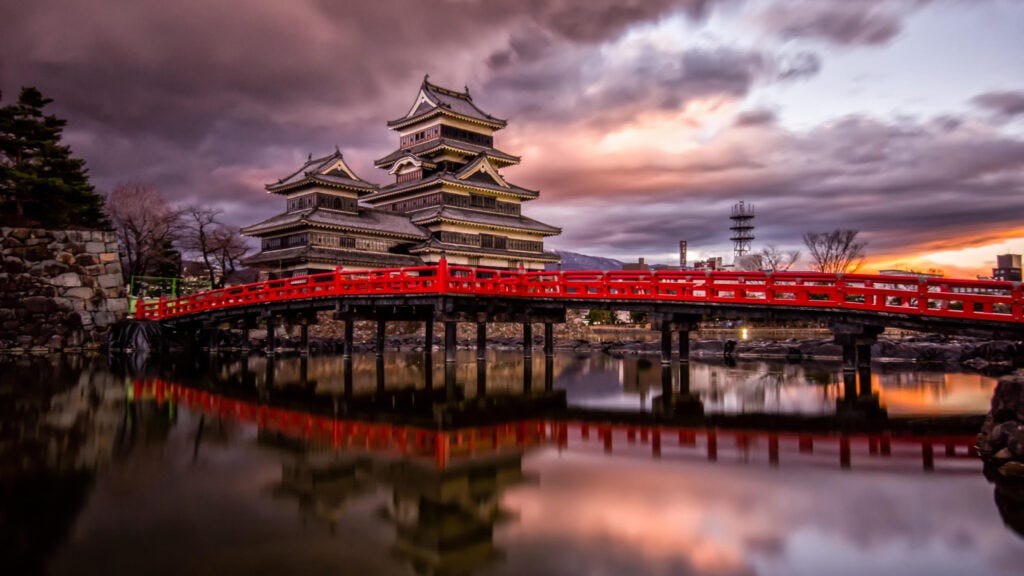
xmin=105 ymin=182 xmax=182 ymax=281
xmin=182 ymin=206 xmax=250 ymax=288
xmin=209 ymin=224 xmax=250 ymax=286
xmin=802 ymin=229 xmax=867 ymax=273
xmin=759 ymin=244 xmax=800 ymax=272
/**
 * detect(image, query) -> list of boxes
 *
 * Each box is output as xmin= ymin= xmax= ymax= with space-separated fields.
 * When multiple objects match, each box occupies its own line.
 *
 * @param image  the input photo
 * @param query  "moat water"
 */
xmin=2 ymin=350 xmax=1022 ymax=575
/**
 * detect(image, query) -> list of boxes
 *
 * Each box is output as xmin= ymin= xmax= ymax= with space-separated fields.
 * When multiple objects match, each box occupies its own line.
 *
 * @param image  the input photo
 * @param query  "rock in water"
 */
xmin=108 ymin=319 xmax=170 ymax=352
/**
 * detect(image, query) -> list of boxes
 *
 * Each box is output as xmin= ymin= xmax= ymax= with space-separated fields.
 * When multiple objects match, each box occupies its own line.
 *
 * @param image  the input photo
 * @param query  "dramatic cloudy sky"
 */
xmin=3 ymin=0 xmax=1023 ymax=275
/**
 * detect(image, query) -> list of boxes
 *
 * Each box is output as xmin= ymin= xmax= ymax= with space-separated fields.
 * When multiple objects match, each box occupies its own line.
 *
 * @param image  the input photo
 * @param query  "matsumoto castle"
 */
xmin=242 ymin=76 xmax=562 ymax=278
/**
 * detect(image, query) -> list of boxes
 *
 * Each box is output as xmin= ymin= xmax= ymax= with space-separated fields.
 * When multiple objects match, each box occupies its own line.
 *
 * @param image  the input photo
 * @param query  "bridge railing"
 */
xmin=136 ymin=259 xmax=1024 ymax=324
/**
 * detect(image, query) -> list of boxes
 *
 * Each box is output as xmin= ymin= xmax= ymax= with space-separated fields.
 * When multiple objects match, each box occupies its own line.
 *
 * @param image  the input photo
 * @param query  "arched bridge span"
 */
xmin=137 ymin=260 xmax=1023 ymax=339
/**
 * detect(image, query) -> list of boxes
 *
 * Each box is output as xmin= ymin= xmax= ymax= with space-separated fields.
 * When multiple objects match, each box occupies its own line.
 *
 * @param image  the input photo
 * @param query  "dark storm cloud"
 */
xmin=524 ymin=0 xmax=719 ymax=42
xmin=971 ymin=90 xmax=1024 ymax=120
xmin=485 ymin=41 xmax=818 ymax=131
xmin=0 ymin=0 xmax=726 ymax=222
xmin=537 ymin=112 xmax=1024 ymax=262
xmin=760 ymin=1 xmax=914 ymax=46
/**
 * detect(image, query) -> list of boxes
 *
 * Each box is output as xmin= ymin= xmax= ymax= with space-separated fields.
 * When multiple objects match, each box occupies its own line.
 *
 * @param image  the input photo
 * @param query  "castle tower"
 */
xmin=241 ymin=151 xmax=428 ymax=278
xmin=363 ymin=76 xmax=561 ymax=271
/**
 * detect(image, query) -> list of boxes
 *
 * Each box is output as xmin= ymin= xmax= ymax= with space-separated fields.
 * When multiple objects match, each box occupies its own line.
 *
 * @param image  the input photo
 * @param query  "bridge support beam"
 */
xmin=678 ymin=329 xmax=692 ymax=395
xmin=376 ymin=318 xmax=386 ymax=394
xmin=424 ymin=319 xmax=434 ymax=391
xmin=207 ymin=325 xmax=219 ymax=354
xmin=265 ymin=316 xmax=276 ymax=357
xmin=299 ymin=322 xmax=309 ymax=357
xmin=857 ymin=343 xmax=873 ymax=397
xmin=476 ymin=321 xmax=487 ymax=395
xmin=444 ymin=321 xmax=457 ymax=398
xmin=544 ymin=322 xmax=554 ymax=392
xmin=651 ymin=313 xmax=702 ymax=417
xmin=523 ymin=322 xmax=533 ymax=393
xmin=831 ymin=323 xmax=883 ymax=402
xmin=238 ymin=319 xmax=253 ymax=353
xmin=660 ymin=323 xmax=672 ymax=365
xmin=342 ymin=317 xmax=354 ymax=360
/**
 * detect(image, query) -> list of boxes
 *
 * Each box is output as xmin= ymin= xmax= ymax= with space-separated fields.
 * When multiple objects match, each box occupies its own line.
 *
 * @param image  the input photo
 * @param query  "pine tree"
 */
xmin=0 ymin=87 xmax=108 ymax=229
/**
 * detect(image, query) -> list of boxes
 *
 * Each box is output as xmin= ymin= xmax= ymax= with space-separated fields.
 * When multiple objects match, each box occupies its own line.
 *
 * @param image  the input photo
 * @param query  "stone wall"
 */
xmin=1 ymin=228 xmax=128 ymax=351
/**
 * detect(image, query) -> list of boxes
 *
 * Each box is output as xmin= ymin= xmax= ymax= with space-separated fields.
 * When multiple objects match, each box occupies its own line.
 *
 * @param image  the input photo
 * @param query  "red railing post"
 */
xmin=437 ymin=257 xmax=449 ymax=294
xmin=918 ymin=278 xmax=929 ymax=314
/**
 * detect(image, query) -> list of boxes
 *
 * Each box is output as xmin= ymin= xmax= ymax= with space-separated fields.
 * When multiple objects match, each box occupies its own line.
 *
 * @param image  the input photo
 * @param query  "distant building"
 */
xmin=622 ymin=257 xmax=650 ymax=271
xmin=242 ymin=77 xmax=561 ymax=278
xmin=692 ymin=257 xmax=723 ymax=271
xmin=993 ymin=254 xmax=1022 ymax=282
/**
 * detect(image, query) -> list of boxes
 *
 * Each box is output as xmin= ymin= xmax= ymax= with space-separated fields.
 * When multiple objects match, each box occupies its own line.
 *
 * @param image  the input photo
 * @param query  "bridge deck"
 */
xmin=137 ymin=260 xmax=1023 ymax=333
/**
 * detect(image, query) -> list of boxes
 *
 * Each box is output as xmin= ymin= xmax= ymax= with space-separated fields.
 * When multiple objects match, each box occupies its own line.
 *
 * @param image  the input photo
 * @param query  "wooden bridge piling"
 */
xmin=265 ymin=315 xmax=277 ymax=357
xmin=476 ymin=321 xmax=487 ymax=395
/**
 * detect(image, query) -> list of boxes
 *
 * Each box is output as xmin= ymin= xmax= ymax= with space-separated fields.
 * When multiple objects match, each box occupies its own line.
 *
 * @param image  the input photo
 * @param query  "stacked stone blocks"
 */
xmin=1 ymin=227 xmax=128 ymax=351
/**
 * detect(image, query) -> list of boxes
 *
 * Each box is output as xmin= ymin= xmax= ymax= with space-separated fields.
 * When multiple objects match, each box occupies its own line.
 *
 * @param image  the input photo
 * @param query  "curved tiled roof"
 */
xmin=365 ymin=172 xmax=539 ymax=203
xmin=409 ymin=206 xmax=561 ymax=235
xmin=240 ymin=207 xmax=429 ymax=239
xmin=408 ymin=237 xmax=561 ymax=262
xmin=266 ymin=150 xmax=377 ymax=195
xmin=387 ymin=77 xmax=507 ymax=129
xmin=374 ymin=138 xmax=520 ymax=169
xmin=244 ymin=246 xmax=423 ymax=268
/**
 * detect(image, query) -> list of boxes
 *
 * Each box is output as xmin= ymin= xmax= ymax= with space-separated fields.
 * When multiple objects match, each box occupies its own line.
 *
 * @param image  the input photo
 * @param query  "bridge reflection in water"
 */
xmin=126 ymin=370 xmax=982 ymax=575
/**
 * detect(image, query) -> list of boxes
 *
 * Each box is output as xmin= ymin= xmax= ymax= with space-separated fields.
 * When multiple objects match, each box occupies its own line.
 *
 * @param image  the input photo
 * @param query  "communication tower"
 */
xmin=729 ymin=201 xmax=755 ymax=257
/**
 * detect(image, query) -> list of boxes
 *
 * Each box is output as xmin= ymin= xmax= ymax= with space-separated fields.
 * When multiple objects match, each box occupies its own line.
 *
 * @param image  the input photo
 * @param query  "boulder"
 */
xmin=23 ymin=296 xmax=56 ymax=314
xmin=51 ymin=272 xmax=82 ymax=288
xmin=97 ymin=273 xmax=122 ymax=289
xmin=64 ymin=286 xmax=95 ymax=300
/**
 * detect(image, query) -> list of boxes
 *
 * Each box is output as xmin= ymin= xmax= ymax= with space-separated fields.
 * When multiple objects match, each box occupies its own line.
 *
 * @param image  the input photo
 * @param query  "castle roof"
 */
xmin=243 ymin=246 xmax=422 ymax=268
xmin=408 ymin=237 xmax=561 ymax=263
xmin=241 ymin=206 xmax=429 ymax=240
xmin=374 ymin=138 xmax=519 ymax=169
xmin=408 ymin=206 xmax=561 ymax=236
xmin=266 ymin=150 xmax=377 ymax=195
xmin=387 ymin=76 xmax=507 ymax=130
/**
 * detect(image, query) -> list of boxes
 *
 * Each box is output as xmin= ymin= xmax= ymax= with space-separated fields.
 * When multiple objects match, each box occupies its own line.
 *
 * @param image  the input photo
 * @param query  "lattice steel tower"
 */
xmin=729 ymin=201 xmax=755 ymax=257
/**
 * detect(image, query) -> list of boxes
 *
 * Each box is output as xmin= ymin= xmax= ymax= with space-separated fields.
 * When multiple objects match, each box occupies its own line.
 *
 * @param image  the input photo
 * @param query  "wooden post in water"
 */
xmin=299 ymin=321 xmax=310 ymax=357
xmin=240 ymin=320 xmax=251 ymax=353
xmin=343 ymin=317 xmax=353 ymax=360
xmin=476 ymin=321 xmax=487 ymax=396
xmin=376 ymin=319 xmax=386 ymax=394
xmin=544 ymin=322 xmax=554 ymax=392
xmin=660 ymin=322 xmax=672 ymax=365
xmin=678 ymin=328 xmax=691 ymax=395
xmin=265 ymin=316 xmax=276 ymax=357
xmin=522 ymin=322 xmax=533 ymax=393
xmin=444 ymin=321 xmax=457 ymax=398
xmin=424 ymin=318 xmax=434 ymax=390
xmin=857 ymin=343 xmax=873 ymax=397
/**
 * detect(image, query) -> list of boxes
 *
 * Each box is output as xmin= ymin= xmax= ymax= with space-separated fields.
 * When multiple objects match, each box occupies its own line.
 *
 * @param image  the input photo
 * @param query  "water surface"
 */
xmin=2 ymin=351 xmax=1020 ymax=575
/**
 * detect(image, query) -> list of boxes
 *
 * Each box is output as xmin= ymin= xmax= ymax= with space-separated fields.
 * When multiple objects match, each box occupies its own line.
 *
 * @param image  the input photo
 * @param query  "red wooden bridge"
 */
xmin=137 ymin=259 xmax=1023 ymax=335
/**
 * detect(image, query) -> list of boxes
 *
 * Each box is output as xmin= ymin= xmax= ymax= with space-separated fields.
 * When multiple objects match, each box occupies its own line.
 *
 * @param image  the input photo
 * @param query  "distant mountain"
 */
xmin=546 ymin=250 xmax=624 ymax=271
